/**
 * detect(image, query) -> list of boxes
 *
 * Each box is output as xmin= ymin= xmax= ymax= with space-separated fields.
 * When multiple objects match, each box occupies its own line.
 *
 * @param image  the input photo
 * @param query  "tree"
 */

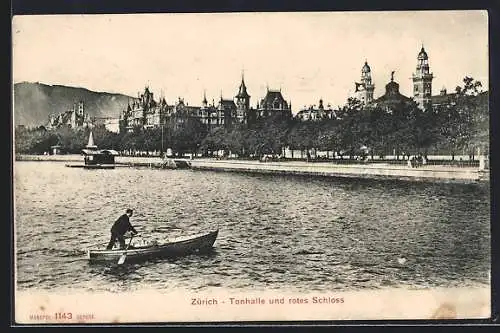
xmin=259 ymin=115 xmax=291 ymax=156
xmin=287 ymin=121 xmax=315 ymax=158
xmin=201 ymin=127 xmax=227 ymax=156
xmin=435 ymin=77 xmax=483 ymax=159
xmin=225 ymin=125 xmax=246 ymax=157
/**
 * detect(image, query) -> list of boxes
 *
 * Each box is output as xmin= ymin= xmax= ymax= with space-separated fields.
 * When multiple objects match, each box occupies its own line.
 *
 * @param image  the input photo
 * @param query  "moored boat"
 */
xmin=86 ymin=229 xmax=219 ymax=263
xmin=81 ymin=149 xmax=119 ymax=169
xmin=159 ymin=158 xmax=192 ymax=169
xmin=66 ymin=131 xmax=118 ymax=169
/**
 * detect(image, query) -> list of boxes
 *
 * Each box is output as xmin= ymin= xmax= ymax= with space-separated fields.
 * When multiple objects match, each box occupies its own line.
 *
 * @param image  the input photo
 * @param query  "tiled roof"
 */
xmin=372 ymin=90 xmax=413 ymax=109
xmin=260 ymin=90 xmax=289 ymax=109
xmin=430 ymin=90 xmax=488 ymax=106
xmin=219 ymin=100 xmax=236 ymax=108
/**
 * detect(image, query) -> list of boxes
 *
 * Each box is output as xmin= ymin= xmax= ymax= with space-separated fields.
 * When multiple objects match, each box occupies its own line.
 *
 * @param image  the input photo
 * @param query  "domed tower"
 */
xmin=355 ymin=61 xmax=375 ymax=105
xmin=235 ymin=71 xmax=250 ymax=123
xmin=412 ymin=45 xmax=434 ymax=110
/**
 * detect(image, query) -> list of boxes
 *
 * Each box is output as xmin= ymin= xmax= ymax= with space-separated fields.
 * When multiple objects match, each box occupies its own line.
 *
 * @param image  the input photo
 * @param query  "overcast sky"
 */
xmin=12 ymin=11 xmax=488 ymax=112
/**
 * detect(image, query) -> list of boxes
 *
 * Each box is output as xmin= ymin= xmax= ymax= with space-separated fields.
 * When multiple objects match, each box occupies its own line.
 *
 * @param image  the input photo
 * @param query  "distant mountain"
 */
xmin=13 ymin=82 xmax=134 ymax=126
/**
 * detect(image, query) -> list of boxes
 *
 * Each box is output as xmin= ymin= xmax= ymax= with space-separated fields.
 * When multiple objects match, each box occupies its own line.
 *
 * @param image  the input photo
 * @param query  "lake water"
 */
xmin=14 ymin=161 xmax=490 ymax=293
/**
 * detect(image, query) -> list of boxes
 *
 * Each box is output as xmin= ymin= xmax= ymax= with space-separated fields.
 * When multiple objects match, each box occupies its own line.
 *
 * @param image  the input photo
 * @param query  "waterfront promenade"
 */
xmin=189 ymin=159 xmax=488 ymax=183
xmin=16 ymin=154 xmax=489 ymax=183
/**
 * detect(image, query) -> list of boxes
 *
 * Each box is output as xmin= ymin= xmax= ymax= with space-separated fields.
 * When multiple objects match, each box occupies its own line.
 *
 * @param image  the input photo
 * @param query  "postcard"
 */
xmin=12 ymin=10 xmax=490 ymax=324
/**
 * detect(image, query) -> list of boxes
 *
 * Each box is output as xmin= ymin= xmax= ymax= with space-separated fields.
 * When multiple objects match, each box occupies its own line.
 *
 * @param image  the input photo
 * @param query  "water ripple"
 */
xmin=14 ymin=161 xmax=490 ymax=293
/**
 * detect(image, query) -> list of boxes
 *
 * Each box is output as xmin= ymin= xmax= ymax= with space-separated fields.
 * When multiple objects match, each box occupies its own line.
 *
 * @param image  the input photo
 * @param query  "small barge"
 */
xmin=65 ymin=130 xmax=119 ymax=169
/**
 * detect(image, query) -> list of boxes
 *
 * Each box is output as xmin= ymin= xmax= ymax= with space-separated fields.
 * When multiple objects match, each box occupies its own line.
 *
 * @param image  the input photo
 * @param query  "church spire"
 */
xmin=236 ymin=69 xmax=250 ymax=114
xmin=236 ymin=70 xmax=250 ymax=98
xmin=202 ymin=89 xmax=208 ymax=107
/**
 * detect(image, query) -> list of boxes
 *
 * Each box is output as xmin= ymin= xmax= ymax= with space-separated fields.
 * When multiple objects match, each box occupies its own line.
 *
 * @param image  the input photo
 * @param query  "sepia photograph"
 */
xmin=12 ymin=10 xmax=490 ymax=323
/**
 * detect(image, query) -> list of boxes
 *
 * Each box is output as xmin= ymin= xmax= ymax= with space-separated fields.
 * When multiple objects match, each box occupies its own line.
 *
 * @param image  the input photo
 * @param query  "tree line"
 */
xmin=15 ymin=77 xmax=488 ymax=160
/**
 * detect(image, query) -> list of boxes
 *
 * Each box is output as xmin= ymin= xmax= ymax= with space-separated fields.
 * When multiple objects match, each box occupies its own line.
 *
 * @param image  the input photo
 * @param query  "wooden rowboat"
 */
xmin=86 ymin=229 xmax=219 ymax=263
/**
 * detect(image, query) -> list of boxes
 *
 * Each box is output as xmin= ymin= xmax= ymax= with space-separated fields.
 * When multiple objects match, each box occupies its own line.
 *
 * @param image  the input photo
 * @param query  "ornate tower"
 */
xmin=235 ymin=71 xmax=250 ymax=123
xmin=355 ymin=61 xmax=375 ymax=106
xmin=412 ymin=45 xmax=433 ymax=110
xmin=361 ymin=61 xmax=375 ymax=104
xmin=77 ymin=101 xmax=85 ymax=116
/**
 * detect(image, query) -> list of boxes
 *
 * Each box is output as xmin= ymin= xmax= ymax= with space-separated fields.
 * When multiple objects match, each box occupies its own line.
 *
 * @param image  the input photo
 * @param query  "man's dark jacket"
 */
xmin=111 ymin=214 xmax=137 ymax=236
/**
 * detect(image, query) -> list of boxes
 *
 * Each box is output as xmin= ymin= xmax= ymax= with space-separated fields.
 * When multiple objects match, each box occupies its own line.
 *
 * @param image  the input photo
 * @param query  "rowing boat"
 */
xmin=86 ymin=229 xmax=219 ymax=263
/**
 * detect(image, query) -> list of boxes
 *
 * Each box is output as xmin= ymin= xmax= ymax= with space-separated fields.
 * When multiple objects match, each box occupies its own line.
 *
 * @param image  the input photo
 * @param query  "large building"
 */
xmin=120 ymin=87 xmax=168 ymax=132
xmin=192 ymin=94 xmax=237 ymax=129
xmin=47 ymin=101 xmax=92 ymax=129
xmin=120 ymin=74 xmax=294 ymax=132
xmin=296 ymin=99 xmax=335 ymax=121
xmin=256 ymin=88 xmax=292 ymax=119
xmin=350 ymin=46 xmax=460 ymax=112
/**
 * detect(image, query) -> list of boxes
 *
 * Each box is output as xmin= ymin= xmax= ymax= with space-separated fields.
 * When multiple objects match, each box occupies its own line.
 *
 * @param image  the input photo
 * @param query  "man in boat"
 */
xmin=106 ymin=208 xmax=138 ymax=250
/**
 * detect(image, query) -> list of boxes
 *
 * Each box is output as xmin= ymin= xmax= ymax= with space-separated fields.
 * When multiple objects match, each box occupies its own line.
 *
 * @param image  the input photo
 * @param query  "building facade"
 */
xmin=120 ymin=84 xmax=242 ymax=133
xmin=120 ymin=86 xmax=169 ymax=132
xmin=296 ymin=99 xmax=335 ymax=121
xmin=256 ymin=88 xmax=292 ymax=119
xmin=119 ymin=74 xmax=293 ymax=132
xmin=349 ymin=46 xmax=460 ymax=112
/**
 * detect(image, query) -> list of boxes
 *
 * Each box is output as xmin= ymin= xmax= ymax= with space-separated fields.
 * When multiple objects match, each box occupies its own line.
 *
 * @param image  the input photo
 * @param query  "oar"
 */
xmin=117 ymin=234 xmax=135 ymax=265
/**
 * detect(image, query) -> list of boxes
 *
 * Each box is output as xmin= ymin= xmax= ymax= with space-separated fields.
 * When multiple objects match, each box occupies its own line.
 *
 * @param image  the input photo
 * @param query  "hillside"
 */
xmin=13 ymin=82 xmax=134 ymax=126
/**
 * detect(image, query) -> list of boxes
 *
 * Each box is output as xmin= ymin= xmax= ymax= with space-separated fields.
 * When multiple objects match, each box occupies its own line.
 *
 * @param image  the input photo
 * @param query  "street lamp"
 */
xmin=160 ymin=107 xmax=164 ymax=158
xmin=161 ymin=123 xmax=164 ymax=157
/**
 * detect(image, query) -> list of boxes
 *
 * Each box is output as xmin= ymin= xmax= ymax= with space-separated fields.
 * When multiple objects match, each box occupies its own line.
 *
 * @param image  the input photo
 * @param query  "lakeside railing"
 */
xmin=206 ymin=155 xmax=480 ymax=168
xmin=15 ymin=153 xmax=486 ymax=169
xmin=282 ymin=158 xmax=480 ymax=168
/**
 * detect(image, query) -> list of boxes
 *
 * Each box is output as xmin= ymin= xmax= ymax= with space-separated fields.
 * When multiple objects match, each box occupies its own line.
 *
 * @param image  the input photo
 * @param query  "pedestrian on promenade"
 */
xmin=408 ymin=155 xmax=419 ymax=168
